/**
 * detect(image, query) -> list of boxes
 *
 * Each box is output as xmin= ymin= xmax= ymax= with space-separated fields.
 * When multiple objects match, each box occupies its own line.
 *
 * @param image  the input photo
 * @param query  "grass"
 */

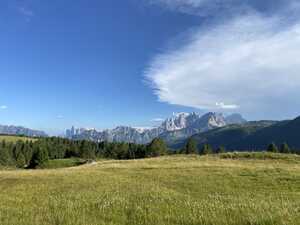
xmin=0 ymin=153 xmax=299 ymax=225
xmin=219 ymin=151 xmax=300 ymax=161
xmin=0 ymin=135 xmax=37 ymax=143
xmin=42 ymin=158 xmax=87 ymax=169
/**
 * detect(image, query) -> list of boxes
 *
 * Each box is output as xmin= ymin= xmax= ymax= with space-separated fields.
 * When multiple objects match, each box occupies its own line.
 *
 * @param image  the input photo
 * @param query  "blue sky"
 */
xmin=1 ymin=0 xmax=300 ymax=134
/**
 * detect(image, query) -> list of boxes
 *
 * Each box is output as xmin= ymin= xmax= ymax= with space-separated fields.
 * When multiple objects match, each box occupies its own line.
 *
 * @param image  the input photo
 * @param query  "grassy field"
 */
xmin=42 ymin=158 xmax=87 ymax=169
xmin=0 ymin=154 xmax=299 ymax=225
xmin=0 ymin=135 xmax=36 ymax=143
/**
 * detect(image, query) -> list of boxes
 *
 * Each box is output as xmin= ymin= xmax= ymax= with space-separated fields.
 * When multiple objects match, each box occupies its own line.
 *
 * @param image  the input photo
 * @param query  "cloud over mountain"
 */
xmin=145 ymin=0 xmax=300 ymax=119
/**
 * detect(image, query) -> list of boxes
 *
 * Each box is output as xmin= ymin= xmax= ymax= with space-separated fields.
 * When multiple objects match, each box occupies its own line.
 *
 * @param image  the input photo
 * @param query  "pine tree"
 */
xmin=200 ymin=144 xmax=213 ymax=155
xmin=29 ymin=146 xmax=49 ymax=168
xmin=23 ymin=142 xmax=33 ymax=165
xmin=15 ymin=152 xmax=26 ymax=168
xmin=147 ymin=138 xmax=168 ymax=157
xmin=280 ymin=143 xmax=291 ymax=154
xmin=216 ymin=146 xmax=226 ymax=154
xmin=267 ymin=143 xmax=279 ymax=153
xmin=0 ymin=146 xmax=11 ymax=166
xmin=13 ymin=141 xmax=26 ymax=168
xmin=184 ymin=138 xmax=198 ymax=154
xmin=79 ymin=140 xmax=96 ymax=160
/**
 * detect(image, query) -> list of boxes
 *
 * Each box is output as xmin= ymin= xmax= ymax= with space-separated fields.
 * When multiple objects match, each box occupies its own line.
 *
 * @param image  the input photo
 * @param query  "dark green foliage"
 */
xmin=200 ymin=144 xmax=213 ymax=155
xmin=0 ymin=136 xmax=154 ymax=168
xmin=147 ymin=138 xmax=168 ymax=157
xmin=13 ymin=141 xmax=26 ymax=168
xmin=28 ymin=146 xmax=49 ymax=168
xmin=79 ymin=140 xmax=96 ymax=159
xmin=0 ymin=146 xmax=11 ymax=166
xmin=184 ymin=138 xmax=198 ymax=154
xmin=267 ymin=143 xmax=279 ymax=153
xmin=174 ymin=117 xmax=300 ymax=151
xmin=280 ymin=143 xmax=291 ymax=154
xmin=216 ymin=146 xmax=226 ymax=154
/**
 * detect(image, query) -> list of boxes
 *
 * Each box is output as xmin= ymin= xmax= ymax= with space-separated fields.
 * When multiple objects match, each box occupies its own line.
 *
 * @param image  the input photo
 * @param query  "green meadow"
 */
xmin=0 ymin=154 xmax=299 ymax=225
xmin=0 ymin=135 xmax=36 ymax=143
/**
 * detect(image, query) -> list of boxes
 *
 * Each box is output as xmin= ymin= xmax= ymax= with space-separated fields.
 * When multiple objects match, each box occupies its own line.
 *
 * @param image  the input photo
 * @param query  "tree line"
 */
xmin=180 ymin=138 xmax=299 ymax=155
xmin=0 ymin=137 xmax=169 ymax=168
xmin=0 ymin=136 xmax=298 ymax=169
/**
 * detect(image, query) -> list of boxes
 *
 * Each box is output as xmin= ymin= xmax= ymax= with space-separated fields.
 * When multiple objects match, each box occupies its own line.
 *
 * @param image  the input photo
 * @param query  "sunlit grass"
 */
xmin=42 ymin=158 xmax=87 ymax=169
xmin=0 ymin=154 xmax=299 ymax=225
xmin=0 ymin=135 xmax=37 ymax=143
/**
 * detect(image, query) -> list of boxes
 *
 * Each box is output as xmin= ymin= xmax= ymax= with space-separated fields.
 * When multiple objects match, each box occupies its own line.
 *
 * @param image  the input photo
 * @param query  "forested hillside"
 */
xmin=173 ymin=117 xmax=300 ymax=151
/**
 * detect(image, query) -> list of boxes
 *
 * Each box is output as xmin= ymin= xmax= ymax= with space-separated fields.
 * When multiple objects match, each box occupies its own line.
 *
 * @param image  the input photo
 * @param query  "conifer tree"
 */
xmin=29 ymin=146 xmax=49 ymax=168
xmin=216 ymin=146 xmax=226 ymax=154
xmin=280 ymin=143 xmax=291 ymax=154
xmin=147 ymin=138 xmax=168 ymax=157
xmin=184 ymin=138 xmax=198 ymax=154
xmin=267 ymin=143 xmax=279 ymax=153
xmin=0 ymin=146 xmax=11 ymax=166
xmin=200 ymin=144 xmax=213 ymax=155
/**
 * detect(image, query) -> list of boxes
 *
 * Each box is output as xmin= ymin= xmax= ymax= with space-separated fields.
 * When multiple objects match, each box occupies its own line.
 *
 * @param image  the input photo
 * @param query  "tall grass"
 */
xmin=0 ymin=154 xmax=299 ymax=225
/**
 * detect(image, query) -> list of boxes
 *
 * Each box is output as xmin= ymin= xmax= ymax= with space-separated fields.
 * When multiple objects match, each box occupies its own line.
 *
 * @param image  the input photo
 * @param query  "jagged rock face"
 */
xmin=160 ymin=113 xmax=201 ymax=132
xmin=0 ymin=125 xmax=47 ymax=137
xmin=66 ymin=112 xmax=246 ymax=144
xmin=193 ymin=112 xmax=226 ymax=131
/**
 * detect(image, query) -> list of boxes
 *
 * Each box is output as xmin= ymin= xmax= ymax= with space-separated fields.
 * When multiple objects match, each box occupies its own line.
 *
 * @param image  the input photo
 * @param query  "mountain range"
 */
xmin=172 ymin=116 xmax=300 ymax=150
xmin=2 ymin=112 xmax=300 ymax=151
xmin=66 ymin=112 xmax=247 ymax=144
xmin=0 ymin=125 xmax=47 ymax=137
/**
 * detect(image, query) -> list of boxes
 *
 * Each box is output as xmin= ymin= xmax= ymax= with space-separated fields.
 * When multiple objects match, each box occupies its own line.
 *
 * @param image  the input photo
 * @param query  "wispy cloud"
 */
xmin=0 ymin=105 xmax=8 ymax=110
xmin=17 ymin=3 xmax=34 ymax=22
xmin=151 ymin=118 xmax=165 ymax=122
xmin=57 ymin=115 xmax=64 ymax=119
xmin=145 ymin=0 xmax=300 ymax=118
xmin=216 ymin=103 xmax=239 ymax=110
xmin=18 ymin=7 xmax=34 ymax=17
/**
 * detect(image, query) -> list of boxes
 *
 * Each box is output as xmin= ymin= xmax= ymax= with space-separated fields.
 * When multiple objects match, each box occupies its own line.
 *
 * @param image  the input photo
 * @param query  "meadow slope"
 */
xmin=0 ymin=135 xmax=36 ymax=143
xmin=0 ymin=154 xmax=299 ymax=225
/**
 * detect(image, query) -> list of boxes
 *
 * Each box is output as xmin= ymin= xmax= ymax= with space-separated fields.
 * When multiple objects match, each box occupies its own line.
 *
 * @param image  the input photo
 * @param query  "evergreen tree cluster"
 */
xmin=267 ymin=142 xmax=293 ymax=154
xmin=0 ymin=137 xmax=169 ymax=168
xmin=181 ymin=138 xmax=298 ymax=155
xmin=180 ymin=138 xmax=226 ymax=155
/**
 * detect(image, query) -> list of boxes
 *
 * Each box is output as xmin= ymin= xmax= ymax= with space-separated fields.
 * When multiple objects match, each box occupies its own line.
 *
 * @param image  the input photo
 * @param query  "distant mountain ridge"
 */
xmin=0 ymin=125 xmax=47 ymax=137
xmin=172 ymin=117 xmax=300 ymax=150
xmin=66 ymin=112 xmax=247 ymax=144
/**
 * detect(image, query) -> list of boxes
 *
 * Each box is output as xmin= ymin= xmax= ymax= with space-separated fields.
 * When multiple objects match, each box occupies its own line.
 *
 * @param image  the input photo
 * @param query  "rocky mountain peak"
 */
xmin=66 ymin=112 xmax=247 ymax=144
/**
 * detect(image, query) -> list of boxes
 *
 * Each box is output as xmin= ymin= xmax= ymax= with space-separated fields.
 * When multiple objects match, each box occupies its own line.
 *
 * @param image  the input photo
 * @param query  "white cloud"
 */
xmin=0 ymin=105 xmax=8 ymax=110
xmin=151 ymin=118 xmax=165 ymax=122
xmin=57 ymin=115 xmax=64 ymax=119
xmin=145 ymin=13 xmax=300 ymax=117
xmin=216 ymin=102 xmax=239 ymax=110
